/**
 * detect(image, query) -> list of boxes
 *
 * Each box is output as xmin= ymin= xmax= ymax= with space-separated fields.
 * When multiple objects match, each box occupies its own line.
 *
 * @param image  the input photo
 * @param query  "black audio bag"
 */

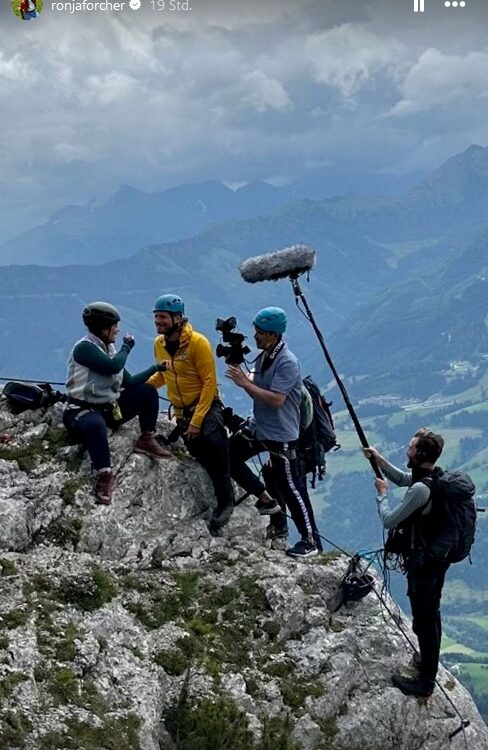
xmin=299 ymin=375 xmax=339 ymax=486
xmin=419 ymin=469 xmax=476 ymax=564
xmin=385 ymin=468 xmax=476 ymax=565
xmin=2 ymin=382 xmax=64 ymax=413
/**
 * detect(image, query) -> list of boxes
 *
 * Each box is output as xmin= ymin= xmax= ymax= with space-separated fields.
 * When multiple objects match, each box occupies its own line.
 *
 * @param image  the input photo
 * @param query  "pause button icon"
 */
xmin=414 ymin=0 xmax=425 ymax=10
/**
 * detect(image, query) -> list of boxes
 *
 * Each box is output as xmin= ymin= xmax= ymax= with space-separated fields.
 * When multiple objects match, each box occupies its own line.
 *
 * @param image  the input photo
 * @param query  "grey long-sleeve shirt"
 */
xmin=376 ymin=459 xmax=431 ymax=530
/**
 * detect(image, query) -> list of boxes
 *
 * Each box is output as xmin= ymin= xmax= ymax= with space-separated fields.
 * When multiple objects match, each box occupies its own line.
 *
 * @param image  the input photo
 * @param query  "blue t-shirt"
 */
xmin=253 ymin=343 xmax=301 ymax=442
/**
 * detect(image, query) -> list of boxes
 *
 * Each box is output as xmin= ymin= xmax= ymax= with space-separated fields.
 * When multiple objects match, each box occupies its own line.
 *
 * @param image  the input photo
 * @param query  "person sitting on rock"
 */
xmin=63 ymin=301 xmax=172 ymax=505
xmin=147 ymin=294 xmax=235 ymax=535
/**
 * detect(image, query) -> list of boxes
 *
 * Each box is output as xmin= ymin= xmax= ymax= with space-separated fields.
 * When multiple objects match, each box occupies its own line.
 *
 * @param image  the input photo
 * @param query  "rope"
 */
xmin=356 ymin=550 xmax=470 ymax=748
xmin=260 ymin=504 xmax=469 ymax=746
xmin=0 ymin=375 xmax=171 ymax=403
xmin=0 ymin=376 xmax=65 ymax=386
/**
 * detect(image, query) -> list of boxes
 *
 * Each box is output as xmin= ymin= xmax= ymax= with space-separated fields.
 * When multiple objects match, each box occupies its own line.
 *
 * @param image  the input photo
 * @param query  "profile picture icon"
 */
xmin=11 ymin=0 xmax=42 ymax=19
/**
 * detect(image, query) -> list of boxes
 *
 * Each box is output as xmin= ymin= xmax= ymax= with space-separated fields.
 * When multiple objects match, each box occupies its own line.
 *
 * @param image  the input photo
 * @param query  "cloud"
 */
xmin=0 ymin=51 xmax=37 ymax=82
xmin=1 ymin=0 xmax=488 ymax=243
xmin=241 ymin=70 xmax=291 ymax=113
xmin=305 ymin=23 xmax=402 ymax=98
xmin=388 ymin=47 xmax=488 ymax=116
xmin=55 ymin=143 xmax=101 ymax=163
xmin=80 ymin=71 xmax=139 ymax=105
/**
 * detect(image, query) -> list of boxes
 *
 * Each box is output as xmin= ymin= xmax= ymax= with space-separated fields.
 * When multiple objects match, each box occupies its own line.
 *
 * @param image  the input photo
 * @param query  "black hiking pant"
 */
xmin=263 ymin=461 xmax=322 ymax=550
xmin=229 ymin=432 xmax=315 ymax=542
xmin=407 ymin=559 xmax=449 ymax=686
xmin=180 ymin=401 xmax=235 ymax=523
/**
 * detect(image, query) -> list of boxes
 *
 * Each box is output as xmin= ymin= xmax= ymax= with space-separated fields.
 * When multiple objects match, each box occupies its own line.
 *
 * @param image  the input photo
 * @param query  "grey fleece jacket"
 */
xmin=376 ymin=459 xmax=431 ymax=530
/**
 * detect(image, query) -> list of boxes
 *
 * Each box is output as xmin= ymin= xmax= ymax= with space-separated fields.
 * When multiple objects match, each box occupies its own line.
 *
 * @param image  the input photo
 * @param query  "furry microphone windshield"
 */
xmin=239 ymin=244 xmax=316 ymax=283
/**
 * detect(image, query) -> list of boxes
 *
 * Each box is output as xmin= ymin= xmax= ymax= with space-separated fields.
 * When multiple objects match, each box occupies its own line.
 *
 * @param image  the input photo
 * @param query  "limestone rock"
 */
xmin=0 ymin=400 xmax=485 ymax=750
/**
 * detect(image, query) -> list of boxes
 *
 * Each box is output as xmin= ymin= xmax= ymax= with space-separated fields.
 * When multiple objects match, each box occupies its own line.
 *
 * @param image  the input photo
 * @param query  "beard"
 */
xmin=407 ymin=456 xmax=418 ymax=469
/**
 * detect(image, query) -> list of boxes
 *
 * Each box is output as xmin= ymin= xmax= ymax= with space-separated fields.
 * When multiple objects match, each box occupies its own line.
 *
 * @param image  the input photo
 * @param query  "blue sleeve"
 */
xmin=269 ymin=358 xmax=300 ymax=396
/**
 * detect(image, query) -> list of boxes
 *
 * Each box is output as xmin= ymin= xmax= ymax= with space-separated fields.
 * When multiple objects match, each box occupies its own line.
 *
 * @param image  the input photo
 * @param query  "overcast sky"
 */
xmin=1 ymin=0 xmax=487 ymax=242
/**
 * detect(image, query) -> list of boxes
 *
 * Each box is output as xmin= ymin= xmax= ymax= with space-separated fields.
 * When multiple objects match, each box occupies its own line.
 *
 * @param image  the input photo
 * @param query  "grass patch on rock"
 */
xmin=60 ymin=478 xmax=90 ymax=505
xmin=155 ymin=648 xmax=191 ymax=676
xmin=165 ymin=683 xmax=301 ymax=750
xmin=261 ymin=715 xmax=299 ymax=750
xmin=0 ymin=712 xmax=33 ymax=748
xmin=280 ymin=675 xmax=325 ymax=713
xmin=34 ymin=517 xmax=84 ymax=548
xmin=0 ymin=444 xmax=38 ymax=472
xmin=38 ymin=714 xmax=140 ymax=750
xmin=0 ymin=607 xmax=30 ymax=630
xmin=0 ymin=427 xmax=80 ymax=473
xmin=37 ymin=615 xmax=79 ymax=662
xmin=316 ymin=716 xmax=339 ymax=742
xmin=165 ymin=690 xmax=254 ymax=750
xmin=124 ymin=571 xmax=274 ymax=676
xmin=0 ymin=671 xmax=29 ymax=702
xmin=57 ymin=566 xmax=117 ymax=611
xmin=45 ymin=668 xmax=108 ymax=716
xmin=0 ymin=558 xmax=17 ymax=576
xmin=125 ymin=571 xmax=201 ymax=629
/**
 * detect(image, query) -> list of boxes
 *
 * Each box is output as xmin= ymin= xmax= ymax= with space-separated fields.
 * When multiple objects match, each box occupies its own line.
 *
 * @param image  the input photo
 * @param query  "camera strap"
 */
xmin=258 ymin=339 xmax=284 ymax=374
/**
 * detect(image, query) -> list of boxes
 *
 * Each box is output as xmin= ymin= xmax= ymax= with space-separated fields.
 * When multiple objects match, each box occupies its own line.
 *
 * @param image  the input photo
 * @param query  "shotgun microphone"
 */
xmin=239 ymin=244 xmax=315 ymax=283
xmin=237 ymin=241 xmax=384 ymax=479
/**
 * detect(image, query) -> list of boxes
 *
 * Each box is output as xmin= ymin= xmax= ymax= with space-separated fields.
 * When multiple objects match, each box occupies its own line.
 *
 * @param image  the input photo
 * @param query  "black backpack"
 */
xmin=298 ymin=375 xmax=339 ymax=486
xmin=2 ymin=382 xmax=64 ymax=413
xmin=419 ymin=469 xmax=476 ymax=564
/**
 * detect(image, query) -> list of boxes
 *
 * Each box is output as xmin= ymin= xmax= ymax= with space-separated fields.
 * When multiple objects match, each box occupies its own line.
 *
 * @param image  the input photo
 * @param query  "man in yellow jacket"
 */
xmin=148 ymin=294 xmax=234 ymax=534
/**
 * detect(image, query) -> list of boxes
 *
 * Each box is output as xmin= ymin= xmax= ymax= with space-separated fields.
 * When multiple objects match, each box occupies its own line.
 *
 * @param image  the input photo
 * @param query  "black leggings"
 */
xmin=63 ymin=383 xmax=159 ymax=470
xmin=229 ymin=432 xmax=315 ymax=541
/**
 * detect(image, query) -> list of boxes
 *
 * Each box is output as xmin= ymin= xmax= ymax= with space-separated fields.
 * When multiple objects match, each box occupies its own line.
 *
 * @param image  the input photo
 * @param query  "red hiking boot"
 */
xmin=134 ymin=433 xmax=173 ymax=459
xmin=94 ymin=470 xmax=113 ymax=505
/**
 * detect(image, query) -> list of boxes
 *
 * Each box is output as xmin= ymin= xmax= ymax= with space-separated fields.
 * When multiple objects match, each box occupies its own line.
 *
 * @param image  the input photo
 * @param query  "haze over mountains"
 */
xmin=0 ymin=168 xmax=424 ymax=267
xmin=0 ymin=144 xmax=487 ymax=407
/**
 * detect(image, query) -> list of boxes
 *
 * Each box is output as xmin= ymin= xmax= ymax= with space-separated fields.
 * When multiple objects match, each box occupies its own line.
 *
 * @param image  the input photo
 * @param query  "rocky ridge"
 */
xmin=0 ymin=400 xmax=486 ymax=750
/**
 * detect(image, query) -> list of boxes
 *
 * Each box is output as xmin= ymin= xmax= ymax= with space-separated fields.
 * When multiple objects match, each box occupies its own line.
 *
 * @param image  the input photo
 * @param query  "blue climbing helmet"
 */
xmin=253 ymin=307 xmax=287 ymax=334
xmin=153 ymin=294 xmax=185 ymax=315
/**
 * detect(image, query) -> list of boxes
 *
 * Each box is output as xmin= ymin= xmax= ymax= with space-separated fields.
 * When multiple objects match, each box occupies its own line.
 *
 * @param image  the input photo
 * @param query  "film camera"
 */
xmin=215 ymin=317 xmax=250 ymax=366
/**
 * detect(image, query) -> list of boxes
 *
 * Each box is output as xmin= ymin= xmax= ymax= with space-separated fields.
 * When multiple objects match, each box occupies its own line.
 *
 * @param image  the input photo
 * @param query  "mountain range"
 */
xmin=0 ymin=166 xmax=425 ymax=267
xmin=0 ymin=144 xmax=487 ymax=405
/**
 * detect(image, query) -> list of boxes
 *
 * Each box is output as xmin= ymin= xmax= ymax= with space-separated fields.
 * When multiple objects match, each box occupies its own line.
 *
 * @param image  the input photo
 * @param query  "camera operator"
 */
xmin=226 ymin=307 xmax=318 ymax=558
xmin=147 ymin=294 xmax=234 ymax=535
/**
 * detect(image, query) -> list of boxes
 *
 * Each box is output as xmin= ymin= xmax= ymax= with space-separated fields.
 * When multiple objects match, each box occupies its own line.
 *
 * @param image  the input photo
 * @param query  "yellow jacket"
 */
xmin=147 ymin=322 xmax=218 ymax=429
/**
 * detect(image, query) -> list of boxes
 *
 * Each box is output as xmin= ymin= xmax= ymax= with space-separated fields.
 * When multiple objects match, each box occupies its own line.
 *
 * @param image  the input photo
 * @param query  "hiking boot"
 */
xmin=254 ymin=497 xmax=282 ymax=515
xmin=208 ymin=520 xmax=225 ymax=537
xmin=211 ymin=502 xmax=234 ymax=529
xmin=94 ymin=470 xmax=113 ymax=505
xmin=266 ymin=521 xmax=289 ymax=540
xmin=285 ymin=540 xmax=318 ymax=559
xmin=134 ymin=433 xmax=173 ymax=459
xmin=391 ymin=673 xmax=434 ymax=698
